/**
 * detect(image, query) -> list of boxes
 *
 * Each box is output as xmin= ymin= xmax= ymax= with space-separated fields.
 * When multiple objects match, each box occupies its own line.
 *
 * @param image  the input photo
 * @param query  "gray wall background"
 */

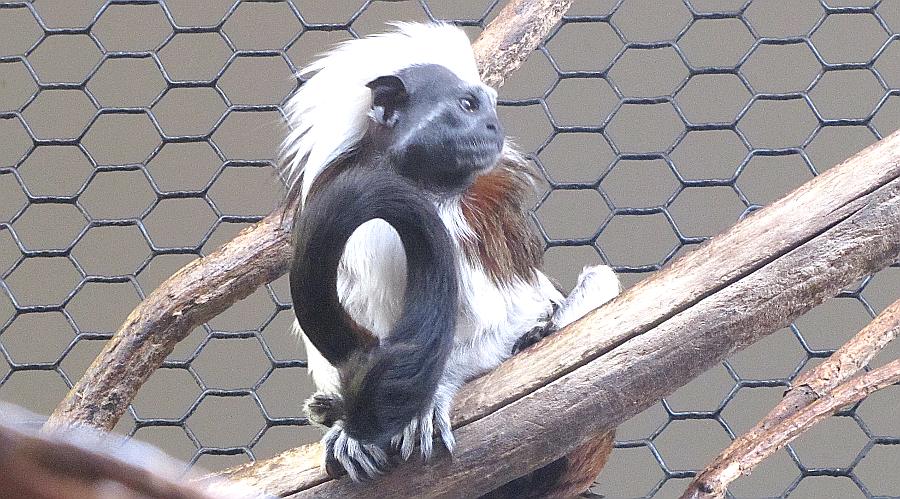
xmin=0 ymin=1 xmax=898 ymax=497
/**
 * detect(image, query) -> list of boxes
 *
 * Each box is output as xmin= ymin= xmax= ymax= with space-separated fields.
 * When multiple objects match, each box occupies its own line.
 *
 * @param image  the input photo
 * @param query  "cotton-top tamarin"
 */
xmin=282 ymin=23 xmax=621 ymax=481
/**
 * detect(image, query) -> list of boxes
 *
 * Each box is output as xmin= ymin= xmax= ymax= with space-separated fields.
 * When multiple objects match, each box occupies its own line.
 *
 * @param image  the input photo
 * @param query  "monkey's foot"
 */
xmin=510 ymin=321 xmax=554 ymax=355
xmin=511 ymin=303 xmax=558 ymax=355
xmin=321 ymin=423 xmax=389 ymax=482
xmin=390 ymin=400 xmax=455 ymax=463
xmin=551 ymin=265 xmax=620 ymax=330
xmin=303 ymin=391 xmax=345 ymax=428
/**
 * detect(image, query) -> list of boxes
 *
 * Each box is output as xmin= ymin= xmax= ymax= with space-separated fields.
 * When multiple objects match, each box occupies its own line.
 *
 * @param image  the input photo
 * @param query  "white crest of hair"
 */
xmin=281 ymin=22 xmax=482 ymax=204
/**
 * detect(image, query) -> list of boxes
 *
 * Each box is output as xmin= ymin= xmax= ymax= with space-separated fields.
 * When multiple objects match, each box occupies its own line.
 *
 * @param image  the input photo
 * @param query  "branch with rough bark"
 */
xmin=680 ymin=298 xmax=900 ymax=499
xmin=43 ymin=0 xmax=575 ymax=434
xmin=209 ymin=131 xmax=900 ymax=497
xmin=684 ymin=359 xmax=900 ymax=499
xmin=0 ymin=404 xmax=260 ymax=499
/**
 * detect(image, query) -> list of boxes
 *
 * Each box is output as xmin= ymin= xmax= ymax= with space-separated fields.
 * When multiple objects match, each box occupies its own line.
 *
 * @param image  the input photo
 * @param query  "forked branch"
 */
xmin=680 ymin=298 xmax=900 ymax=499
xmin=683 ymin=359 xmax=900 ymax=499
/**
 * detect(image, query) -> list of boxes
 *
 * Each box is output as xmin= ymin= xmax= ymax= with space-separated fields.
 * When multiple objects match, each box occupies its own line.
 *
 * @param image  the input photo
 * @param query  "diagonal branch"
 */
xmin=44 ymin=0 xmax=575 ymax=433
xmin=680 ymin=297 xmax=900 ymax=499
xmin=44 ymin=214 xmax=291 ymax=432
xmin=209 ymin=132 xmax=900 ymax=497
xmin=682 ymin=359 xmax=900 ymax=499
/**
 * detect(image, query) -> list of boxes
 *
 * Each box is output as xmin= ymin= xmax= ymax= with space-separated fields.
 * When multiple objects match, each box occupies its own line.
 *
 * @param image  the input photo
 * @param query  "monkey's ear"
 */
xmin=367 ymin=75 xmax=408 ymax=127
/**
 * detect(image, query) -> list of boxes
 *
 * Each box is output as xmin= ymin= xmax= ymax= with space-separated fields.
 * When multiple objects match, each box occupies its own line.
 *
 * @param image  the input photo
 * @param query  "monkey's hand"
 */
xmin=303 ymin=391 xmax=345 ymax=428
xmin=319 ymin=394 xmax=456 ymax=481
xmin=550 ymin=265 xmax=620 ymax=330
xmin=510 ymin=313 xmax=556 ymax=355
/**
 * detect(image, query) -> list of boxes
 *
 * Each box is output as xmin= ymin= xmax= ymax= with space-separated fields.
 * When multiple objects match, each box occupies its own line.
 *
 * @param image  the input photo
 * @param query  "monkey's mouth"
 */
xmin=459 ymin=136 xmax=504 ymax=173
xmin=394 ymin=135 xmax=504 ymax=193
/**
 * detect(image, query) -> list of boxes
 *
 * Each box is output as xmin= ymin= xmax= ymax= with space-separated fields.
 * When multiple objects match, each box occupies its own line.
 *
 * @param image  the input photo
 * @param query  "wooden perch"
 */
xmin=473 ymin=0 xmax=574 ymax=87
xmin=211 ymin=132 xmax=900 ymax=497
xmin=44 ymin=0 xmax=575 ymax=434
xmin=681 ymin=297 xmax=900 ymax=499
xmin=682 ymin=359 xmax=900 ymax=499
xmin=45 ymin=214 xmax=291 ymax=432
xmin=0 ymin=404 xmax=261 ymax=499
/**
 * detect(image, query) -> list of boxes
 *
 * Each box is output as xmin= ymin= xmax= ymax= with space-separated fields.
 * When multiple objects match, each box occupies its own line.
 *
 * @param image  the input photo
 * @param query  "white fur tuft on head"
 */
xmin=280 ymin=22 xmax=484 ymax=204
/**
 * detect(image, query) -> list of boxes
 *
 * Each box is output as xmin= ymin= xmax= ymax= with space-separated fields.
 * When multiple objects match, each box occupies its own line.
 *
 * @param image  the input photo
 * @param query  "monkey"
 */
xmin=281 ymin=23 xmax=622 ymax=482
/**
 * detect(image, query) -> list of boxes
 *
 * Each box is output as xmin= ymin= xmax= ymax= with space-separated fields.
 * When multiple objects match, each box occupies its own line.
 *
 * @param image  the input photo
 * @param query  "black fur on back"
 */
xmin=290 ymin=166 xmax=458 ymax=445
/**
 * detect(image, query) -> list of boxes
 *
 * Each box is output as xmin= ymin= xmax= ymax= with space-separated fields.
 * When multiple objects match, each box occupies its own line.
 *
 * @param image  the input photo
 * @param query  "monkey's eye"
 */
xmin=459 ymin=96 xmax=479 ymax=112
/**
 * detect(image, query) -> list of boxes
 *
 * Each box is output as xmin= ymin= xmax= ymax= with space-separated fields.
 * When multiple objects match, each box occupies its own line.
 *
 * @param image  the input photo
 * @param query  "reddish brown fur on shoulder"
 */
xmin=460 ymin=151 xmax=544 ymax=285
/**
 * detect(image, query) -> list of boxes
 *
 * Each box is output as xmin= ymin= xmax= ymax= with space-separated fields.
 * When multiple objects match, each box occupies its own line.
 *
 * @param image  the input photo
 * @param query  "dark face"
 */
xmin=366 ymin=64 xmax=504 ymax=194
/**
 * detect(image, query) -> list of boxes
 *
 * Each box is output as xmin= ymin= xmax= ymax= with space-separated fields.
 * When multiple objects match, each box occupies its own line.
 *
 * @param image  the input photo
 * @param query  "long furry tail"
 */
xmin=290 ymin=167 xmax=458 ymax=446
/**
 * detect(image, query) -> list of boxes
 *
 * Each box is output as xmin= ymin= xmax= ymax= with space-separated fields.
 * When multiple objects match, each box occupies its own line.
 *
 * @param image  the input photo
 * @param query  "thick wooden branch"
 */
xmin=212 ymin=133 xmax=900 ymax=497
xmin=44 ymin=0 xmax=575 ymax=433
xmin=0 ymin=405 xmax=260 ymax=499
xmin=681 ymin=298 xmax=900 ymax=499
xmin=45 ymin=215 xmax=291 ymax=432
xmin=682 ymin=359 xmax=900 ymax=499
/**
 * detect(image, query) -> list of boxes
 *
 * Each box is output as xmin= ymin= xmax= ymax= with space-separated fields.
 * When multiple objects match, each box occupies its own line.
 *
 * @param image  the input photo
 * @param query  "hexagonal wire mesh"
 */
xmin=0 ymin=0 xmax=898 ymax=496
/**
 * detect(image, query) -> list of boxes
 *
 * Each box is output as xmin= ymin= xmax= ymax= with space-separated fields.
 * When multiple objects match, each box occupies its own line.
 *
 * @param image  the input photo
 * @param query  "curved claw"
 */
xmin=391 ymin=402 xmax=455 ymax=463
xmin=322 ymin=424 xmax=389 ymax=482
xmin=419 ymin=407 xmax=434 ymax=460
xmin=434 ymin=405 xmax=455 ymax=455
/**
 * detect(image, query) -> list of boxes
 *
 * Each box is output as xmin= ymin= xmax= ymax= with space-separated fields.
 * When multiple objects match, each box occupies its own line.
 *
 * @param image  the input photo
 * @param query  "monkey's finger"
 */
xmin=363 ymin=443 xmax=390 ymax=470
xmin=400 ymin=418 xmax=418 ymax=460
xmin=346 ymin=437 xmax=384 ymax=478
xmin=333 ymin=431 xmax=365 ymax=482
xmin=435 ymin=410 xmax=455 ymax=455
xmin=511 ymin=323 xmax=553 ymax=355
xmin=419 ymin=410 xmax=434 ymax=461
xmin=322 ymin=427 xmax=347 ymax=479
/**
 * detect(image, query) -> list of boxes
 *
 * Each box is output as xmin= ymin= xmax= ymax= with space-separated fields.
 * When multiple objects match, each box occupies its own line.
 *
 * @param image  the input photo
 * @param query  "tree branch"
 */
xmin=43 ymin=0 xmax=576 ymax=434
xmin=0 ymin=404 xmax=259 ymax=499
xmin=681 ymin=359 xmax=900 ymax=499
xmin=473 ymin=0 xmax=574 ymax=87
xmin=44 ymin=214 xmax=291 ymax=432
xmin=210 ymin=132 xmax=900 ymax=497
xmin=680 ymin=297 xmax=900 ymax=499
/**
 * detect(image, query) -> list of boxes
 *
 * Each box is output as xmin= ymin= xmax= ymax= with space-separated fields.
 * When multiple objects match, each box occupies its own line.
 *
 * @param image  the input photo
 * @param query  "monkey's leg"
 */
xmin=298 ymin=325 xmax=349 ymax=426
xmin=494 ymin=265 xmax=620 ymax=497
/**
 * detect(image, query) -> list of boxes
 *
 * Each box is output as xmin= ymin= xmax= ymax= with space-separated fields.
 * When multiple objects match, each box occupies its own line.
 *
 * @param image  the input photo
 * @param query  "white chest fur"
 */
xmin=299 ymin=202 xmax=565 ymax=392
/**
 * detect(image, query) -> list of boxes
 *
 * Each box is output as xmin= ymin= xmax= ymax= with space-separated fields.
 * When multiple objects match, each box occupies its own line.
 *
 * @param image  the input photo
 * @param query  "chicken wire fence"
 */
xmin=0 ymin=0 xmax=898 ymax=497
